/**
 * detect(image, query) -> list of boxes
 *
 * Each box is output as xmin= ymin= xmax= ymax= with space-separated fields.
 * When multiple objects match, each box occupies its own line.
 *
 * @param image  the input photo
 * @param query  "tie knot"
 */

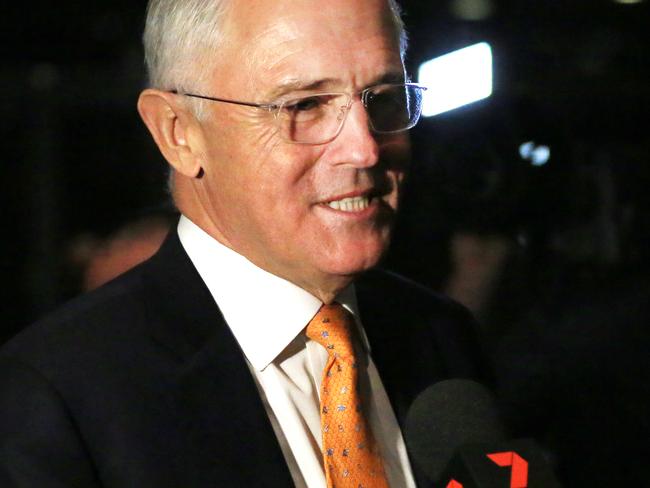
xmin=306 ymin=303 xmax=356 ymax=360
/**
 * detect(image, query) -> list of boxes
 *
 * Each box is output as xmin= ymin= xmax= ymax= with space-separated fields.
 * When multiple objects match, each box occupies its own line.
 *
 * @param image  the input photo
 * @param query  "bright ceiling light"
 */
xmin=418 ymin=42 xmax=493 ymax=117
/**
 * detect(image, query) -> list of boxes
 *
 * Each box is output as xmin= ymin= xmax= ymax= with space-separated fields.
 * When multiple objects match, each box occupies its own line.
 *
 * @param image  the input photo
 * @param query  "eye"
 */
xmin=283 ymin=96 xmax=325 ymax=113
xmin=368 ymin=86 xmax=399 ymax=103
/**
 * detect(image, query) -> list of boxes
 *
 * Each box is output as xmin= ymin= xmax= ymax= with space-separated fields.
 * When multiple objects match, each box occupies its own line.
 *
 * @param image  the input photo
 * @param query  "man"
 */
xmin=0 ymin=0 xmax=487 ymax=486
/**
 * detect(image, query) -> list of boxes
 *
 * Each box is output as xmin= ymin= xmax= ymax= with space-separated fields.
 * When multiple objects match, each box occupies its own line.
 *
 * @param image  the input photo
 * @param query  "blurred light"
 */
xmin=613 ymin=0 xmax=643 ymax=4
xmin=418 ymin=42 xmax=493 ymax=117
xmin=450 ymin=0 xmax=495 ymax=21
xmin=519 ymin=141 xmax=551 ymax=166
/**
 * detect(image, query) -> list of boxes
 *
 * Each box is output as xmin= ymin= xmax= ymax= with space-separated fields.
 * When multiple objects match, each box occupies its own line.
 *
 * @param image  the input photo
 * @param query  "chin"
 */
xmin=320 ymin=240 xmax=389 ymax=278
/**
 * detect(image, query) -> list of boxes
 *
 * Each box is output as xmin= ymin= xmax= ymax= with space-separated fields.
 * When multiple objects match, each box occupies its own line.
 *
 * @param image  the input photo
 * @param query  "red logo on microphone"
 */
xmin=487 ymin=451 xmax=529 ymax=488
xmin=445 ymin=480 xmax=464 ymax=488
xmin=445 ymin=450 xmax=529 ymax=488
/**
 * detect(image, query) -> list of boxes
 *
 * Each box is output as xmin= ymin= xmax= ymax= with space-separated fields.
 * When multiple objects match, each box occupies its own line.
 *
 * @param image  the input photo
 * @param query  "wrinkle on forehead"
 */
xmin=219 ymin=0 xmax=402 ymax=94
xmin=231 ymin=0 xmax=396 ymax=42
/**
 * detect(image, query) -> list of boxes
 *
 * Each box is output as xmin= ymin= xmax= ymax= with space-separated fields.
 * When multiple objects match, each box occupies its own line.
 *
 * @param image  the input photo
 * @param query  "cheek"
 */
xmin=380 ymin=135 xmax=411 ymax=169
xmin=255 ymin=145 xmax=325 ymax=203
xmin=246 ymin=146 xmax=326 ymax=233
xmin=392 ymin=170 xmax=407 ymax=204
xmin=383 ymin=143 xmax=411 ymax=201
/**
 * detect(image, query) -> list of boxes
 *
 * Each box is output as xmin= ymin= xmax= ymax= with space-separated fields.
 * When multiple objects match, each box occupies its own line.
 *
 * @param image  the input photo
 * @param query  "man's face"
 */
xmin=189 ymin=0 xmax=410 ymax=297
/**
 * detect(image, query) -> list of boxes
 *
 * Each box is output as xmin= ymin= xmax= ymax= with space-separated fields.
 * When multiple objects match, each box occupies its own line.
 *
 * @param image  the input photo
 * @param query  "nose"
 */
xmin=329 ymin=98 xmax=380 ymax=168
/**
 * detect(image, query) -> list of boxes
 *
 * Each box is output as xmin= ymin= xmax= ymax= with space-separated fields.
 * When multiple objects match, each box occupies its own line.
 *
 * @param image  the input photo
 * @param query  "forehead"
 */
xmin=218 ymin=0 xmax=403 ymax=93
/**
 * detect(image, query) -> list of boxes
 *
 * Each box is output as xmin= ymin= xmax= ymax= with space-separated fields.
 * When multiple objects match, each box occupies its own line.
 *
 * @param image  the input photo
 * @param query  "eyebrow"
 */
xmin=265 ymin=78 xmax=338 ymax=101
xmin=373 ymin=71 xmax=408 ymax=85
xmin=265 ymin=70 xmax=407 ymax=101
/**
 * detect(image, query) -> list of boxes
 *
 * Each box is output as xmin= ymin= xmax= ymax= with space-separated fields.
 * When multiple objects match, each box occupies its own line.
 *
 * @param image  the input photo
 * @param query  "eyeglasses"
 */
xmin=173 ymin=82 xmax=427 ymax=145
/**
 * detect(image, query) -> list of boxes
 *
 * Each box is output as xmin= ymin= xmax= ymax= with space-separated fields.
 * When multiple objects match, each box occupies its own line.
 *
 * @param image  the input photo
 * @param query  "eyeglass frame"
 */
xmin=170 ymin=82 xmax=427 ymax=145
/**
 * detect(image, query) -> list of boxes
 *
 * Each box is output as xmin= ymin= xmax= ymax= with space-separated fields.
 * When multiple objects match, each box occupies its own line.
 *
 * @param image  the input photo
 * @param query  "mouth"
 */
xmin=325 ymin=194 xmax=373 ymax=212
xmin=318 ymin=177 xmax=395 ymax=215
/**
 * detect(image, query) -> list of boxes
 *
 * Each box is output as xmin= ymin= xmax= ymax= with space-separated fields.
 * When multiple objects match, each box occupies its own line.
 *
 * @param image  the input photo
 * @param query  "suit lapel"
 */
xmin=172 ymin=323 xmax=292 ymax=487
xmin=356 ymin=270 xmax=446 ymax=426
xmin=141 ymin=231 xmax=294 ymax=487
xmin=356 ymin=270 xmax=449 ymax=488
xmin=357 ymin=269 xmax=490 ymax=487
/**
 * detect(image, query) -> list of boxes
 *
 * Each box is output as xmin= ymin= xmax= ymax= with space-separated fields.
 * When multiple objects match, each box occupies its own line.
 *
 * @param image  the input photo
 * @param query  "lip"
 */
xmin=320 ymin=188 xmax=376 ymax=204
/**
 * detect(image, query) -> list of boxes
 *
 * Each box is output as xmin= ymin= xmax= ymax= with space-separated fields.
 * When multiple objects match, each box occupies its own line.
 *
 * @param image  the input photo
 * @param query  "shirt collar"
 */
xmin=177 ymin=215 xmax=364 ymax=371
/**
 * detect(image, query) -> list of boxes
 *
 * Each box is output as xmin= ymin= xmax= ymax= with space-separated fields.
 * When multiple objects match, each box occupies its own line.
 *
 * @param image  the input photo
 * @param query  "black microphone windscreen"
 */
xmin=405 ymin=379 xmax=507 ymax=482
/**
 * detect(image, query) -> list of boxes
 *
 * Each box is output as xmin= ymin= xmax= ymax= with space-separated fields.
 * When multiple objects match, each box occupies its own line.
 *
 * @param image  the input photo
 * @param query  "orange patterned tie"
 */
xmin=306 ymin=303 xmax=389 ymax=488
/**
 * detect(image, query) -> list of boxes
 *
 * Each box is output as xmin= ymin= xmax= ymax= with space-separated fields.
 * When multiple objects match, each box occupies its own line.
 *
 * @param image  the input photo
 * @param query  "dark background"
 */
xmin=1 ymin=1 xmax=649 ymax=485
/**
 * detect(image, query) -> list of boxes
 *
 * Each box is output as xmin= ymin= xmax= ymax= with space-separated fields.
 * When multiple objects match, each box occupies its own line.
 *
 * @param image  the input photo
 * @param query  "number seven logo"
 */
xmin=487 ymin=451 xmax=529 ymax=488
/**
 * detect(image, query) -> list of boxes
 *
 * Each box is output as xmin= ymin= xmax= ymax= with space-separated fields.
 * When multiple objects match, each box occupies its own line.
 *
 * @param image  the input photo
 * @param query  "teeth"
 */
xmin=327 ymin=196 xmax=370 ymax=212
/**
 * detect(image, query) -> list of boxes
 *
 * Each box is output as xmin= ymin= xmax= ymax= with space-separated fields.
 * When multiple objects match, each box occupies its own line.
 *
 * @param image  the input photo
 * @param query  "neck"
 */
xmin=299 ymin=276 xmax=355 ymax=305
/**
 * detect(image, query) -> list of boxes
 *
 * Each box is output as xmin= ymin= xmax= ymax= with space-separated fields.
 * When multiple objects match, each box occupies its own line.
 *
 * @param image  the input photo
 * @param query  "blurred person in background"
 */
xmin=69 ymin=212 xmax=175 ymax=292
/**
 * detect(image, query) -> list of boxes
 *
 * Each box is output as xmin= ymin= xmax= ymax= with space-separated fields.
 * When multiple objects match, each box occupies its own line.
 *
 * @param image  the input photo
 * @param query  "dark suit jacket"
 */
xmin=0 ymin=230 xmax=488 ymax=487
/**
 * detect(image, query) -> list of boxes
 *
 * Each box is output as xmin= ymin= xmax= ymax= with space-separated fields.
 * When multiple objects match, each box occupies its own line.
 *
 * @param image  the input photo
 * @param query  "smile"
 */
xmin=326 ymin=195 xmax=371 ymax=212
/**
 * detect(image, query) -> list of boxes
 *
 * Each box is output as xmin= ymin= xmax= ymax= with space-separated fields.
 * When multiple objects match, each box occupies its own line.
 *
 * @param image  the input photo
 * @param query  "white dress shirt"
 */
xmin=177 ymin=216 xmax=416 ymax=488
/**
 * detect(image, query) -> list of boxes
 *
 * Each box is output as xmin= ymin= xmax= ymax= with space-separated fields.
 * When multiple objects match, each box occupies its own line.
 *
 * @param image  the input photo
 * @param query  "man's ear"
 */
xmin=137 ymin=89 xmax=203 ymax=178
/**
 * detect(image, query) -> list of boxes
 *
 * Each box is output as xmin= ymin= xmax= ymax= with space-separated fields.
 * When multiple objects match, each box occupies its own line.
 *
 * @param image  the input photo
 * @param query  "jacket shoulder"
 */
xmin=1 ymin=262 xmax=151 ymax=372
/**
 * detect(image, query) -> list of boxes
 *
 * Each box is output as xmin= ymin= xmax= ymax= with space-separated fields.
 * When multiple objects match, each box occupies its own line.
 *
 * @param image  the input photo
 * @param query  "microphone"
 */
xmin=404 ymin=379 xmax=561 ymax=488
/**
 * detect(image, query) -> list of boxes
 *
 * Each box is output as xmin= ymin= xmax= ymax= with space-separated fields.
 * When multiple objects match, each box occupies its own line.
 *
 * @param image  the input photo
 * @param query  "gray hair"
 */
xmin=143 ymin=0 xmax=408 ymax=118
xmin=143 ymin=0 xmax=232 ymax=118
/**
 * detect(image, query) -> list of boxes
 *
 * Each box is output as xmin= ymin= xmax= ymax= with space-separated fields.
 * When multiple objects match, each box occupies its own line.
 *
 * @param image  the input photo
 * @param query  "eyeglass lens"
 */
xmin=277 ymin=84 xmax=423 ymax=144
